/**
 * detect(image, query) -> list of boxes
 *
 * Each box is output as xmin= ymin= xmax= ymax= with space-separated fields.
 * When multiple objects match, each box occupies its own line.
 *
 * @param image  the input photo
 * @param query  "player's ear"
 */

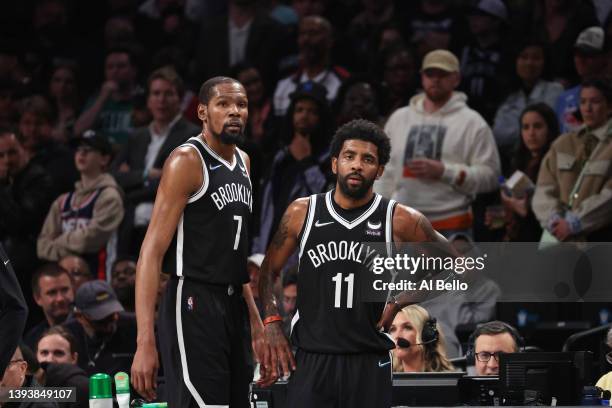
xmin=197 ymin=103 xmax=207 ymax=122
xmin=376 ymin=165 xmax=385 ymax=179
xmin=331 ymin=156 xmax=338 ymax=175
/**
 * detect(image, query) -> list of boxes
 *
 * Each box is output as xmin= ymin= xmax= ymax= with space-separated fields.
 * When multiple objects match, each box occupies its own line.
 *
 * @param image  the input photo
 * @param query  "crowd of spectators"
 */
xmin=1 ymin=0 xmax=612 ymax=401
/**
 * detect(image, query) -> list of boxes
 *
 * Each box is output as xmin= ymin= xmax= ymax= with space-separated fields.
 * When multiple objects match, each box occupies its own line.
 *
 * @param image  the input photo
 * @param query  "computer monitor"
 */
xmin=392 ymin=371 xmax=466 ymax=406
xmin=458 ymin=376 xmax=501 ymax=406
xmin=499 ymin=351 xmax=593 ymax=406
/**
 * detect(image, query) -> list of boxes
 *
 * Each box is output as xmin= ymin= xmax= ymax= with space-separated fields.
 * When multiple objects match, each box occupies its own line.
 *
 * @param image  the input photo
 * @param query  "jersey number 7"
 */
xmin=233 ymin=215 xmax=242 ymax=250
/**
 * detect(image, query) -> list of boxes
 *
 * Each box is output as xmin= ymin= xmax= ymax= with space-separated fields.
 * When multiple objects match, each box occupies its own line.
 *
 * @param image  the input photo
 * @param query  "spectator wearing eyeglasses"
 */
xmin=470 ymin=320 xmax=520 ymax=376
xmin=63 ymin=280 xmax=136 ymax=376
xmin=0 ymin=345 xmax=57 ymax=408
xmin=58 ymin=255 xmax=92 ymax=292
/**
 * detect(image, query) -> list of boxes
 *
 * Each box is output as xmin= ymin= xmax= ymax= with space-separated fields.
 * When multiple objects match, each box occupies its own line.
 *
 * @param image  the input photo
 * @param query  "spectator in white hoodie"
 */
xmin=374 ymin=49 xmax=501 ymax=238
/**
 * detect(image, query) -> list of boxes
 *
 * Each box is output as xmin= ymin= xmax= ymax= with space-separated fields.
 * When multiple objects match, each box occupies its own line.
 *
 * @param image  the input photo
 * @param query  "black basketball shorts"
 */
xmin=158 ymin=277 xmax=254 ymax=408
xmin=285 ymin=349 xmax=392 ymax=408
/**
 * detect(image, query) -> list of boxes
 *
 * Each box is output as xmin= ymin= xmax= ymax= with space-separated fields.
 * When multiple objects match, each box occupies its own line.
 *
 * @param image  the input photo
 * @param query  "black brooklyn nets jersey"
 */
xmin=292 ymin=190 xmax=397 ymax=353
xmin=163 ymin=136 xmax=252 ymax=285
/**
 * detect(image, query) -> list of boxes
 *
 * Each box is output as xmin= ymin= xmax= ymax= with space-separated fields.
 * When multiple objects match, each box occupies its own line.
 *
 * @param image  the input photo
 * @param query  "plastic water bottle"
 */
xmin=114 ymin=372 xmax=130 ymax=408
xmin=89 ymin=373 xmax=113 ymax=408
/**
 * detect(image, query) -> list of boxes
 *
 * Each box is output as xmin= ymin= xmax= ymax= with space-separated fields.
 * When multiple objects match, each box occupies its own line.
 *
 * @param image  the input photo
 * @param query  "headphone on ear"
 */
xmin=420 ymin=317 xmax=440 ymax=348
xmin=465 ymin=321 xmax=524 ymax=365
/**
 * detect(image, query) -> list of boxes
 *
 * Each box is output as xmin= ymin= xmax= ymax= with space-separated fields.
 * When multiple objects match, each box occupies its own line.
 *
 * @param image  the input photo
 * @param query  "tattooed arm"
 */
xmin=377 ymin=204 xmax=455 ymax=331
xmin=257 ymin=198 xmax=309 ymax=386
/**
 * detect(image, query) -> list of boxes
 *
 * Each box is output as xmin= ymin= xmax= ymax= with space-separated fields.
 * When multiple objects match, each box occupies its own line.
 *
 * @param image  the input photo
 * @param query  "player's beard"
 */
xmin=219 ymin=124 xmax=245 ymax=145
xmin=337 ymin=172 xmax=375 ymax=199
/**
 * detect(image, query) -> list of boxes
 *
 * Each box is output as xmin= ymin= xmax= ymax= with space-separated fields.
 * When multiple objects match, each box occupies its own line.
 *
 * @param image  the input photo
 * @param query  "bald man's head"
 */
xmin=298 ymin=16 xmax=333 ymax=65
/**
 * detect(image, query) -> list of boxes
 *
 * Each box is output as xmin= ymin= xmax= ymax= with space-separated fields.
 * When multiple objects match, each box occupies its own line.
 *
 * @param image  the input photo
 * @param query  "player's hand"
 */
xmin=405 ymin=159 xmax=444 ymax=180
xmin=377 ymin=301 xmax=400 ymax=332
xmin=251 ymin=322 xmax=268 ymax=374
xmin=131 ymin=342 xmax=159 ymax=401
xmin=260 ymin=322 xmax=295 ymax=386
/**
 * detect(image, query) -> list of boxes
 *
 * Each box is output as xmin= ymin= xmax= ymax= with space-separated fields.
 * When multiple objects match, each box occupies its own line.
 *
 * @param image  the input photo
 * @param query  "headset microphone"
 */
xmin=397 ymin=338 xmax=412 ymax=348
xmin=396 ymin=337 xmax=437 ymax=348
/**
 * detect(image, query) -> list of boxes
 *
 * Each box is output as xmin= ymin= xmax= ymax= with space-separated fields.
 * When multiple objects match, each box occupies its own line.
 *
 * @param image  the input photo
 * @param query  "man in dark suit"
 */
xmin=193 ymin=0 xmax=289 ymax=93
xmin=112 ymin=67 xmax=199 ymax=255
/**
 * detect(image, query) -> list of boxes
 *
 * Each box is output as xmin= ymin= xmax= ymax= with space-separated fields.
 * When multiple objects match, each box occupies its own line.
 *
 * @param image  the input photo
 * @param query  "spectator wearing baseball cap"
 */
xmin=555 ymin=26 xmax=608 ymax=134
xmin=37 ymin=129 xmax=124 ymax=281
xmin=252 ymin=81 xmax=333 ymax=254
xmin=458 ymin=0 xmax=512 ymax=123
xmin=375 ymin=49 xmax=501 ymax=240
xmin=529 ymin=0 xmax=599 ymax=86
xmin=63 ymin=280 xmax=137 ymax=376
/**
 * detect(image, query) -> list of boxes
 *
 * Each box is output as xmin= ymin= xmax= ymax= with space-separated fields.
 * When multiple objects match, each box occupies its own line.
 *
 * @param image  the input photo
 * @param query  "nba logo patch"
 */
xmin=187 ymin=296 xmax=194 ymax=311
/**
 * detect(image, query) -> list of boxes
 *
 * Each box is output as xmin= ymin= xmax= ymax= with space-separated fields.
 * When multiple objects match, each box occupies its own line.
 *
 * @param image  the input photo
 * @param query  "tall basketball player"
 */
xmin=131 ymin=77 xmax=265 ymax=407
xmin=257 ymin=119 xmax=450 ymax=407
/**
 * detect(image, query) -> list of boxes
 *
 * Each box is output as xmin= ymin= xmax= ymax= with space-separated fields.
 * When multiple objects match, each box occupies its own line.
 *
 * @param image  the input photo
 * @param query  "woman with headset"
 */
xmin=389 ymin=304 xmax=455 ymax=372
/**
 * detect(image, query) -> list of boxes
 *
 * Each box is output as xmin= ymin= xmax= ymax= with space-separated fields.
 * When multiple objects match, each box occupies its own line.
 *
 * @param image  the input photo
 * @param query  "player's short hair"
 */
xmin=198 ymin=76 xmax=242 ymax=105
xmin=31 ymin=263 xmax=71 ymax=296
xmin=148 ymin=66 xmax=184 ymax=98
xmin=330 ymin=119 xmax=391 ymax=165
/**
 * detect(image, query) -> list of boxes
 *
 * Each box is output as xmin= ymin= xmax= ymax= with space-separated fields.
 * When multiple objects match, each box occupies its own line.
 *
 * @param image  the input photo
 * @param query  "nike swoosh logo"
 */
xmin=314 ymin=220 xmax=334 ymax=227
xmin=378 ymin=360 xmax=391 ymax=368
xmin=367 ymin=221 xmax=382 ymax=230
xmin=4 ymin=259 xmax=9 ymax=266
xmin=209 ymin=164 xmax=222 ymax=170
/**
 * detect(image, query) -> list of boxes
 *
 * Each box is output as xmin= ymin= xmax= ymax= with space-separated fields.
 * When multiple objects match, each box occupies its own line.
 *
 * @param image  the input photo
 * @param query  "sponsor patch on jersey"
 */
xmin=367 ymin=221 xmax=381 ymax=230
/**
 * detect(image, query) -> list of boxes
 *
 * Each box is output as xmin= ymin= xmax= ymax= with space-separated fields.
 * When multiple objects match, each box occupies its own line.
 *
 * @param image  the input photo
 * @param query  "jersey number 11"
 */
xmin=332 ymin=273 xmax=354 ymax=308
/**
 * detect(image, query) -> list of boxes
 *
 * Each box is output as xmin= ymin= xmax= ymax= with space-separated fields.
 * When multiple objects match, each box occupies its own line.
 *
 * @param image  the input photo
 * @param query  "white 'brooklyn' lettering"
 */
xmin=307 ymin=240 xmax=381 ymax=269
xmin=210 ymin=183 xmax=252 ymax=211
